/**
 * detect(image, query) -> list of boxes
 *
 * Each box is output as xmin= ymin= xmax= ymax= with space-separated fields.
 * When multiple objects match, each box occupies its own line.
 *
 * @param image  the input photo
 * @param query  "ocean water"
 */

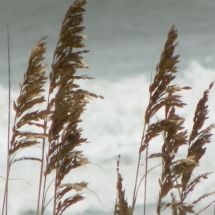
xmin=0 ymin=0 xmax=215 ymax=214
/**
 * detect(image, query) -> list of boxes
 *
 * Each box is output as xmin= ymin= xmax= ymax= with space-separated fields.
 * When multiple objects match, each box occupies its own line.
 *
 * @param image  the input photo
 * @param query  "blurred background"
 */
xmin=0 ymin=0 xmax=215 ymax=214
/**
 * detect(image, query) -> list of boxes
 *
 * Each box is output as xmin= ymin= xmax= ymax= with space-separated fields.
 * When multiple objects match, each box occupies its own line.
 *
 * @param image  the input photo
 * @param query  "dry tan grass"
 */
xmin=120 ymin=26 xmax=214 ymax=215
xmin=2 ymin=1 xmax=103 ymax=215
xmin=114 ymin=155 xmax=131 ymax=215
xmin=1 ymin=0 xmax=214 ymax=215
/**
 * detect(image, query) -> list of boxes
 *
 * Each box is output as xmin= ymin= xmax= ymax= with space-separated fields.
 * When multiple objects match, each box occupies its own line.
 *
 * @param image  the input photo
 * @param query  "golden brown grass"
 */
xmin=117 ymin=26 xmax=215 ymax=215
xmin=2 ymin=1 xmax=103 ymax=214
xmin=1 ymin=0 xmax=215 ymax=215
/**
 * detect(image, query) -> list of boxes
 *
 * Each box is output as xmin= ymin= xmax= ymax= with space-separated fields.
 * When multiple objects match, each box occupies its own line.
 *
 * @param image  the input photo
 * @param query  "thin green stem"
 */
xmin=143 ymin=145 xmax=148 ymax=215
xmin=39 ymin=75 xmax=53 ymax=215
xmin=131 ymin=124 xmax=146 ymax=214
xmin=2 ymin=23 xmax=11 ymax=215
xmin=36 ymin=137 xmax=46 ymax=215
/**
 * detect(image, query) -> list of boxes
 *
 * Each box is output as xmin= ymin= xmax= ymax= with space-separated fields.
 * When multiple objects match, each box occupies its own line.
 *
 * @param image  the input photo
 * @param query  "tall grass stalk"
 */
xmin=2 ymin=0 xmax=102 ymax=215
xmin=115 ymin=26 xmax=214 ymax=215
xmin=2 ymin=23 xmax=11 ymax=215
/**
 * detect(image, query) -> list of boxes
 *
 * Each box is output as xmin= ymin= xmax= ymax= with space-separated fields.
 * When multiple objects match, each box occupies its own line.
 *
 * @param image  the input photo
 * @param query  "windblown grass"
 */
xmin=2 ymin=0 xmax=103 ymax=214
xmin=114 ymin=26 xmax=215 ymax=215
xmin=1 ymin=0 xmax=215 ymax=215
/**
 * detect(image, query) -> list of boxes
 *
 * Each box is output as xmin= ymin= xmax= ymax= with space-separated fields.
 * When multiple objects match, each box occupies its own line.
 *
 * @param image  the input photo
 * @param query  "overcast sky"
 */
xmin=1 ymin=0 xmax=215 ymax=85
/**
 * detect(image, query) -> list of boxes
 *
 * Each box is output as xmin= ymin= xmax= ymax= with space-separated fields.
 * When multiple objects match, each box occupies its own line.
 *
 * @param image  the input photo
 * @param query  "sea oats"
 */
xmin=131 ymin=26 xmax=190 ymax=215
xmin=38 ymin=0 xmax=103 ymax=214
xmin=114 ymin=155 xmax=131 ymax=215
xmin=2 ymin=37 xmax=48 ymax=215
xmin=10 ymin=37 xmax=48 ymax=156
xmin=130 ymin=26 xmax=214 ymax=215
xmin=2 ymin=1 xmax=215 ymax=215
